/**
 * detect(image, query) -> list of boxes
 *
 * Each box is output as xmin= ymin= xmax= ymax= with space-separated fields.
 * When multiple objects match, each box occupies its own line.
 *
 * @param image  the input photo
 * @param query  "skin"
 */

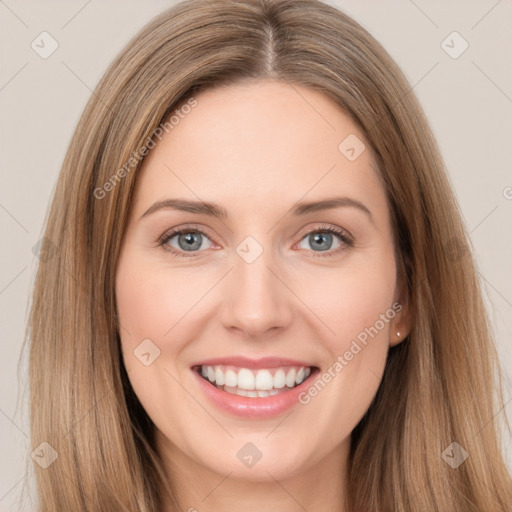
xmin=115 ymin=80 xmax=410 ymax=512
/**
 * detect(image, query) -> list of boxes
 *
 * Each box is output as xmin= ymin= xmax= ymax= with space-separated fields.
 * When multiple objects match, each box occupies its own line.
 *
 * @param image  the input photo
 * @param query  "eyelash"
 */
xmin=158 ymin=223 xmax=354 ymax=259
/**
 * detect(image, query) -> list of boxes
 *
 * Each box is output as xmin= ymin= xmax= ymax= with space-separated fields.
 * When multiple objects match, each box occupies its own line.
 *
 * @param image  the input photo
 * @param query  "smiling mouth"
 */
xmin=193 ymin=364 xmax=318 ymax=398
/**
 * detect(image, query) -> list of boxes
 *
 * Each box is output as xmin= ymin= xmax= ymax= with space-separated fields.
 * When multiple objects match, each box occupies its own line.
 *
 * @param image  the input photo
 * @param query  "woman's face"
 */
xmin=116 ymin=80 xmax=408 ymax=483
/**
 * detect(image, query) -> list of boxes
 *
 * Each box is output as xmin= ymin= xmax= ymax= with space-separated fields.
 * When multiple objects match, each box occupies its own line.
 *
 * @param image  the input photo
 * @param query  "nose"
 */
xmin=220 ymin=243 xmax=294 ymax=339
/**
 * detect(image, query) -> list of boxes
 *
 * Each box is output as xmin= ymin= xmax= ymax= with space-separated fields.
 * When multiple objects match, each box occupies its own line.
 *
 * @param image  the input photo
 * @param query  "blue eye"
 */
xmin=297 ymin=225 xmax=353 ymax=257
xmin=159 ymin=224 xmax=353 ymax=258
xmin=160 ymin=227 xmax=213 ymax=257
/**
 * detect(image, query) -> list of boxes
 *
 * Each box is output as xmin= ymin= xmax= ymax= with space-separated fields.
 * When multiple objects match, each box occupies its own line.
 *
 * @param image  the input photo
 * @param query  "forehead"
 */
xmin=131 ymin=80 xmax=386 ymax=219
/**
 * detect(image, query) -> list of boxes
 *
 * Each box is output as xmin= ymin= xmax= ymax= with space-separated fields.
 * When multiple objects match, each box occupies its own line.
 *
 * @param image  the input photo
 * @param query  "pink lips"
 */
xmin=191 ymin=356 xmax=318 ymax=419
xmin=191 ymin=355 xmax=314 ymax=370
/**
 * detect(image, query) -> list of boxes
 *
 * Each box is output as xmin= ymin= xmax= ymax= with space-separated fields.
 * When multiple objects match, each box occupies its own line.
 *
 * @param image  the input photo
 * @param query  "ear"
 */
xmin=389 ymin=255 xmax=413 ymax=347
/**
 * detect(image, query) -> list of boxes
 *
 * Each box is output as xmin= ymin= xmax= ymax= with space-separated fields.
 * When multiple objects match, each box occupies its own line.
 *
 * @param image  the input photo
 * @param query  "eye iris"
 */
xmin=179 ymin=232 xmax=202 ymax=251
xmin=310 ymin=232 xmax=332 ymax=251
xmin=169 ymin=229 xmax=341 ymax=254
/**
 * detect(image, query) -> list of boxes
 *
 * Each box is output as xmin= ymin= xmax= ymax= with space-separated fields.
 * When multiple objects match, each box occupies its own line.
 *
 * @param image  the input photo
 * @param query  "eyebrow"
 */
xmin=139 ymin=196 xmax=373 ymax=222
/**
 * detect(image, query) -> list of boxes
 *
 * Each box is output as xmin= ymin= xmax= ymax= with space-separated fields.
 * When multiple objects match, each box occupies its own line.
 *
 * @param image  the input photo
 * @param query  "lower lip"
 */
xmin=192 ymin=368 xmax=318 ymax=419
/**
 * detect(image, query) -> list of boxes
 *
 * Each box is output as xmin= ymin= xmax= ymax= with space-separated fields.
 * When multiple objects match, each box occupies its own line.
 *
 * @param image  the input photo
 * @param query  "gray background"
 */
xmin=1 ymin=0 xmax=511 ymax=509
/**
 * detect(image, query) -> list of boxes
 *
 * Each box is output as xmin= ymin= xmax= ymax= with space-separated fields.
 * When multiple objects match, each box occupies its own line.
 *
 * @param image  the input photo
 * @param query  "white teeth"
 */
xmin=225 ymin=369 xmax=237 ymax=387
xmin=273 ymin=369 xmax=286 ymax=388
xmin=215 ymin=367 xmax=225 ymax=386
xmin=223 ymin=385 xmax=292 ymax=397
xmin=285 ymin=368 xmax=296 ymax=388
xmin=255 ymin=370 xmax=273 ymax=390
xmin=237 ymin=369 xmax=255 ymax=390
xmin=198 ymin=364 xmax=313 ymax=392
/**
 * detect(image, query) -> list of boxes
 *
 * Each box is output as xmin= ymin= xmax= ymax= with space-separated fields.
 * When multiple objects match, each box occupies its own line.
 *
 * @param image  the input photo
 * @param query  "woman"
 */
xmin=26 ymin=0 xmax=512 ymax=510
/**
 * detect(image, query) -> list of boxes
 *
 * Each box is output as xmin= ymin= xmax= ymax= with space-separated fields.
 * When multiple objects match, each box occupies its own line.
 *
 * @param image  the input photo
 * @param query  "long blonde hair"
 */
xmin=26 ymin=0 xmax=512 ymax=510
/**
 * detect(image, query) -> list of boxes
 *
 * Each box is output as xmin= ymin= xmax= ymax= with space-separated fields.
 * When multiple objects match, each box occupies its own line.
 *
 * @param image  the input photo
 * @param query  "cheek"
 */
xmin=294 ymin=253 xmax=397 ymax=435
xmin=115 ymin=254 xmax=198 ymax=431
xmin=116 ymin=253 xmax=203 ymax=343
xmin=298 ymin=254 xmax=397 ymax=349
xmin=114 ymin=252 xmax=191 ymax=404
xmin=115 ymin=252 xmax=220 ymax=408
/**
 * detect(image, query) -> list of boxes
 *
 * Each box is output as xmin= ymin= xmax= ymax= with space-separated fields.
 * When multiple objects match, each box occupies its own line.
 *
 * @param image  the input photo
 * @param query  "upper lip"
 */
xmin=191 ymin=356 xmax=316 ymax=370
